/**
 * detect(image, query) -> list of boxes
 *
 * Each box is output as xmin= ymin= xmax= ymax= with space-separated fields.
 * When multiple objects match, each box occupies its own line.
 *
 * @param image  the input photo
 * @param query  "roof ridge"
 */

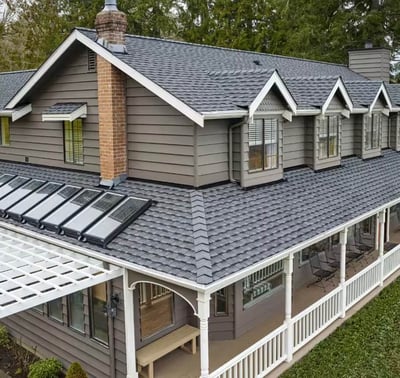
xmin=208 ymin=68 xmax=275 ymax=76
xmin=190 ymin=191 xmax=213 ymax=285
xmin=285 ymin=75 xmax=340 ymax=81
xmin=75 ymin=27 xmax=352 ymax=69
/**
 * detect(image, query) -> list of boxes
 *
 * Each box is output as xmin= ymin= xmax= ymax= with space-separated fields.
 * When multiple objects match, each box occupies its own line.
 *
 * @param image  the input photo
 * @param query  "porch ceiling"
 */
xmin=0 ymin=227 xmax=122 ymax=319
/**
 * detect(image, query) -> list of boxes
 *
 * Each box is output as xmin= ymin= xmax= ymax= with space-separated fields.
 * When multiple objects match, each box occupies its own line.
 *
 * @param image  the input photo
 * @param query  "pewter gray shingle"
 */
xmin=285 ymin=77 xmax=339 ymax=108
xmin=345 ymin=81 xmax=383 ymax=108
xmin=77 ymin=28 xmax=366 ymax=114
xmin=43 ymin=102 xmax=86 ymax=114
xmin=0 ymin=70 xmax=35 ymax=111
xmin=387 ymin=84 xmax=400 ymax=106
xmin=2 ymin=151 xmax=400 ymax=284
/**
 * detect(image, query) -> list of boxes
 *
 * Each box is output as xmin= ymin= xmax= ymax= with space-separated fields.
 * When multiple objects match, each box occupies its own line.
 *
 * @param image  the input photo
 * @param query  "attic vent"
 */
xmin=253 ymin=60 xmax=261 ymax=66
xmin=88 ymin=50 xmax=97 ymax=72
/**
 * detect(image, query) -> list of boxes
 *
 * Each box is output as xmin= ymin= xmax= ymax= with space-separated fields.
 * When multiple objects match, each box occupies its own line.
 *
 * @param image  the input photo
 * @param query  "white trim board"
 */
xmin=321 ymin=77 xmax=354 ymax=115
xmin=369 ymin=83 xmax=393 ymax=114
xmin=0 ymin=104 xmax=32 ymax=122
xmin=42 ymin=104 xmax=87 ymax=122
xmin=6 ymin=30 xmax=205 ymax=127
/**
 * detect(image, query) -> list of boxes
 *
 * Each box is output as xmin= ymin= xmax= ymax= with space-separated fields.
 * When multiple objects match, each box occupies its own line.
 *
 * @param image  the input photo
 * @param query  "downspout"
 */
xmin=229 ymin=117 xmax=248 ymax=183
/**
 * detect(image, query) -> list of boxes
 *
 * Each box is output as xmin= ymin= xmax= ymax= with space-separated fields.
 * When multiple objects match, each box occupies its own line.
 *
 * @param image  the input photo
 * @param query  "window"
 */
xmin=138 ymin=283 xmax=174 ymax=339
xmin=365 ymin=113 xmax=381 ymax=150
xmin=90 ymin=283 xmax=109 ymax=345
xmin=64 ymin=119 xmax=83 ymax=164
xmin=214 ymin=288 xmax=228 ymax=316
xmin=68 ymin=291 xmax=85 ymax=333
xmin=0 ymin=117 xmax=10 ymax=146
xmin=249 ymin=119 xmax=278 ymax=171
xmin=48 ymin=298 xmax=63 ymax=322
xmin=319 ymin=116 xmax=338 ymax=159
xmin=242 ymin=261 xmax=283 ymax=307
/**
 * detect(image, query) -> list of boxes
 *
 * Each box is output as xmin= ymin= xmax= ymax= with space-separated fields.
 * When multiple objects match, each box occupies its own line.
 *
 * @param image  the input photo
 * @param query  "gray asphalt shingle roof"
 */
xmin=43 ymin=102 xmax=86 ymax=114
xmin=0 ymin=70 xmax=35 ymax=111
xmin=387 ymin=84 xmax=400 ymax=106
xmin=77 ymin=28 xmax=366 ymax=114
xmin=1 ymin=150 xmax=400 ymax=284
xmin=345 ymin=81 xmax=383 ymax=108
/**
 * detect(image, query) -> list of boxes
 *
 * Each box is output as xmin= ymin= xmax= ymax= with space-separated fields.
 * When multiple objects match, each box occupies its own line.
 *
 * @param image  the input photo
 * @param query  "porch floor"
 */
xmin=144 ymin=237 xmax=397 ymax=378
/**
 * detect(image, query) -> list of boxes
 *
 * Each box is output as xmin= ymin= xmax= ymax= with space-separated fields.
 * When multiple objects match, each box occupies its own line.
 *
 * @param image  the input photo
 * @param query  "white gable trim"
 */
xmin=42 ymin=104 xmax=87 ymax=122
xmin=7 ymin=30 xmax=205 ymax=127
xmin=369 ymin=83 xmax=393 ymax=115
xmin=0 ymin=104 xmax=32 ymax=122
xmin=321 ymin=78 xmax=353 ymax=116
xmin=249 ymin=71 xmax=297 ymax=118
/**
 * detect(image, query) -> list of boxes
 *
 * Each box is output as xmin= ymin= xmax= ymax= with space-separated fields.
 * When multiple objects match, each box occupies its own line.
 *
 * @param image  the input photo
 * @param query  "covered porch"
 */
xmin=124 ymin=203 xmax=400 ymax=378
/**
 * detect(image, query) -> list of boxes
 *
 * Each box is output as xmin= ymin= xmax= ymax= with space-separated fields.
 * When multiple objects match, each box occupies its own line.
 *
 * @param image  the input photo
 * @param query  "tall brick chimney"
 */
xmin=96 ymin=0 xmax=128 ymax=187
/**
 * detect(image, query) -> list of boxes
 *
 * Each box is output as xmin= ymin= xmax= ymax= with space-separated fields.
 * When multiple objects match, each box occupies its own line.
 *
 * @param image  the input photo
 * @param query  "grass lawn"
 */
xmin=281 ymin=279 xmax=400 ymax=378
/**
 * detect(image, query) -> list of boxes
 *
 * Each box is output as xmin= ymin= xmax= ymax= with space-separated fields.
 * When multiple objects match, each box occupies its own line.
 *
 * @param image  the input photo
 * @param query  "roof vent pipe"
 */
xmin=103 ymin=0 xmax=118 ymax=11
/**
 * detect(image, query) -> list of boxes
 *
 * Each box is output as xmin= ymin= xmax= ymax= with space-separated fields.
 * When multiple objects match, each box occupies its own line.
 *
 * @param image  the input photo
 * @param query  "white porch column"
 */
xmin=375 ymin=214 xmax=380 ymax=251
xmin=123 ymin=269 xmax=139 ymax=378
xmin=284 ymin=253 xmax=294 ymax=362
xmin=340 ymin=228 xmax=348 ymax=318
xmin=197 ymin=291 xmax=211 ymax=378
xmin=379 ymin=209 xmax=386 ymax=287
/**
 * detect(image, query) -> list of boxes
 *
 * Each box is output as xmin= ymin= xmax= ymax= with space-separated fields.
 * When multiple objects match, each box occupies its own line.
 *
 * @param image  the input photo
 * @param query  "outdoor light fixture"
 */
xmin=103 ymin=294 xmax=119 ymax=318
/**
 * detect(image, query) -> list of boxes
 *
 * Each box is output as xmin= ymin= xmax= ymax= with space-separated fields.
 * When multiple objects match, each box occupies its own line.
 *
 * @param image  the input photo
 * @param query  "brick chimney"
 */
xmin=96 ymin=0 xmax=128 ymax=187
xmin=348 ymin=43 xmax=391 ymax=82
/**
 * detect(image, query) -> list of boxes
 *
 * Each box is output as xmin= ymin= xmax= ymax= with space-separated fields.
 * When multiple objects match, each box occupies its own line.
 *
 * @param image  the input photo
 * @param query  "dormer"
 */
xmin=286 ymin=77 xmax=353 ymax=171
xmin=346 ymin=81 xmax=392 ymax=159
xmin=387 ymin=84 xmax=400 ymax=151
xmin=234 ymin=71 xmax=296 ymax=188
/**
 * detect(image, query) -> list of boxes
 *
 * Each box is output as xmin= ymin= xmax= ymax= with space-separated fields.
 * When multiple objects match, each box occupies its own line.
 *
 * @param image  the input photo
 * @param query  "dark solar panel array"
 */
xmin=0 ymin=174 xmax=151 ymax=247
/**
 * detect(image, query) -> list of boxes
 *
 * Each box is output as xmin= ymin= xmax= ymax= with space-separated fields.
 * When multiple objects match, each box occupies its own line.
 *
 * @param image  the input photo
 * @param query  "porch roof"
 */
xmin=1 ymin=151 xmax=400 ymax=286
xmin=0 ymin=226 xmax=122 ymax=318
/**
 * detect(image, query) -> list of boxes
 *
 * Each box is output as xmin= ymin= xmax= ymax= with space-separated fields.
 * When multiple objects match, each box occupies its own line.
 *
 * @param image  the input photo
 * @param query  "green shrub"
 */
xmin=66 ymin=362 xmax=88 ymax=378
xmin=28 ymin=358 xmax=63 ymax=378
xmin=0 ymin=325 xmax=10 ymax=348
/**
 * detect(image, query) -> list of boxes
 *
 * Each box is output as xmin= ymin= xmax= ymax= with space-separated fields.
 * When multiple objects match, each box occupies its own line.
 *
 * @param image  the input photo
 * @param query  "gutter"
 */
xmin=228 ymin=117 xmax=248 ymax=183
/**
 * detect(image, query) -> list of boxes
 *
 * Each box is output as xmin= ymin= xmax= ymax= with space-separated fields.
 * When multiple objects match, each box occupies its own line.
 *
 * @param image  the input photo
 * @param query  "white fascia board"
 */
xmin=6 ymin=31 xmax=80 ymax=110
xmin=42 ymin=104 xmax=87 ymax=122
xmin=294 ymin=109 xmax=321 ymax=116
xmin=391 ymin=107 xmax=400 ymax=112
xmin=369 ymin=83 xmax=393 ymax=114
xmin=202 ymin=110 xmax=248 ymax=120
xmin=75 ymin=32 xmax=205 ymax=127
xmin=0 ymin=104 xmax=32 ymax=122
xmin=352 ymin=107 xmax=368 ymax=114
xmin=322 ymin=78 xmax=354 ymax=115
xmin=7 ymin=30 xmax=205 ymax=127
xmin=249 ymin=71 xmax=297 ymax=117
xmin=382 ymin=108 xmax=390 ymax=117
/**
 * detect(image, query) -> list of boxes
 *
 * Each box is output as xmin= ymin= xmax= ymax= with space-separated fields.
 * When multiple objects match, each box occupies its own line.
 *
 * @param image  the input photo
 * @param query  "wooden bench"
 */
xmin=136 ymin=324 xmax=200 ymax=378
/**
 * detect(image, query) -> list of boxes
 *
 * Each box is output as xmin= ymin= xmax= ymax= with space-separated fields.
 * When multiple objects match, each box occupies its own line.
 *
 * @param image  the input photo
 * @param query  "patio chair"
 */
xmin=307 ymin=252 xmax=337 ymax=292
xmin=347 ymin=229 xmax=374 ymax=265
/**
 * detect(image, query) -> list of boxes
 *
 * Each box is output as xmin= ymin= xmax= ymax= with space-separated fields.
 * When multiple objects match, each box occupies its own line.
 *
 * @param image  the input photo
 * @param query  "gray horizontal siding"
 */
xmin=283 ymin=117 xmax=306 ymax=169
xmin=382 ymin=114 xmax=389 ymax=148
xmin=1 ymin=293 xmax=111 ymax=378
xmin=126 ymin=78 xmax=196 ymax=186
xmin=342 ymin=117 xmax=355 ymax=157
xmin=0 ymin=43 xmax=99 ymax=172
xmin=197 ymin=119 xmax=230 ymax=186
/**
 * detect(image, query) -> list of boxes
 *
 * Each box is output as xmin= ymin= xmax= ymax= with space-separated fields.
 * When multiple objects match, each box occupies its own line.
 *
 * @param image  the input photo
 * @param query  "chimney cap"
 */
xmin=103 ymin=0 xmax=118 ymax=11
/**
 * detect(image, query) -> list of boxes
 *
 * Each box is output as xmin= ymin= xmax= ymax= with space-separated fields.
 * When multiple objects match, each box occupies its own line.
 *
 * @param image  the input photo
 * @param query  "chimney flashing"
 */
xmin=96 ymin=38 xmax=127 ymax=54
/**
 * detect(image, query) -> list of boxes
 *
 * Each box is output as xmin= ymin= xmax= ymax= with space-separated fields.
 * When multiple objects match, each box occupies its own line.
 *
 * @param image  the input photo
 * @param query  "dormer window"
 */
xmin=365 ymin=113 xmax=381 ymax=150
xmin=249 ymin=119 xmax=278 ymax=171
xmin=319 ymin=116 xmax=339 ymax=159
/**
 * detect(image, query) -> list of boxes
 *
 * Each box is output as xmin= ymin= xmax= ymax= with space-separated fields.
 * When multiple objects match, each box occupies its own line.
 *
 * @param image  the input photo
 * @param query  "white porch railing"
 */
xmin=209 ymin=244 xmax=400 ymax=378
xmin=292 ymin=286 xmax=341 ymax=352
xmin=345 ymin=260 xmax=380 ymax=309
xmin=208 ymin=324 xmax=287 ymax=378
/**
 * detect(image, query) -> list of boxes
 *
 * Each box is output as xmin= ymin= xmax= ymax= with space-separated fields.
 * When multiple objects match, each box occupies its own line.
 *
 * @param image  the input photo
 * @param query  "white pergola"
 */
xmin=0 ymin=227 xmax=122 ymax=318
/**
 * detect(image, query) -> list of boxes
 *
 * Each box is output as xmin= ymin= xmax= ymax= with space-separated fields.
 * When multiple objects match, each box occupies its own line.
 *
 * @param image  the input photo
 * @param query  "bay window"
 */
xmin=365 ymin=113 xmax=381 ymax=150
xmin=319 ymin=116 xmax=339 ymax=159
xmin=249 ymin=118 xmax=278 ymax=171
